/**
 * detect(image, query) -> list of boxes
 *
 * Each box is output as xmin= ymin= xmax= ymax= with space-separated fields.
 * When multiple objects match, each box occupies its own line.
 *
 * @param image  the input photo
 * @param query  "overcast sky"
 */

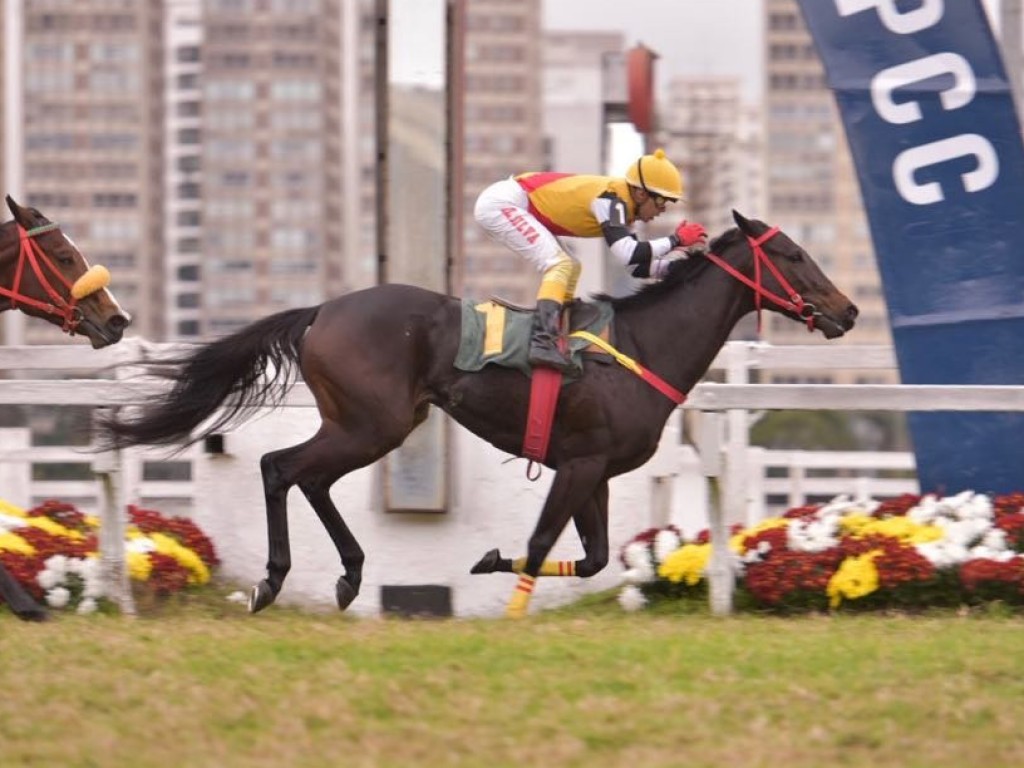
xmin=543 ymin=0 xmax=1005 ymax=102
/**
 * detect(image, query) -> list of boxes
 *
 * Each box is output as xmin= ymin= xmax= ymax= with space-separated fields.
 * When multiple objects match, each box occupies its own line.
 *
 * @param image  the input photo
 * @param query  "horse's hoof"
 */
xmin=248 ymin=580 xmax=275 ymax=613
xmin=470 ymin=548 xmax=502 ymax=574
xmin=336 ymin=576 xmax=357 ymax=611
xmin=15 ymin=607 xmax=50 ymax=622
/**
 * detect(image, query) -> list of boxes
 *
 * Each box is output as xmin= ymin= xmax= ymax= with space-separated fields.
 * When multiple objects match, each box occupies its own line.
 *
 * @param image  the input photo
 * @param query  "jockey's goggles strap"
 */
xmin=570 ymin=330 xmax=686 ymax=405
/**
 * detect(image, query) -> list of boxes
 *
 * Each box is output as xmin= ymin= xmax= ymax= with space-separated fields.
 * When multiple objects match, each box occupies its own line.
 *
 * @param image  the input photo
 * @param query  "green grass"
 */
xmin=2 ymin=588 xmax=1023 ymax=767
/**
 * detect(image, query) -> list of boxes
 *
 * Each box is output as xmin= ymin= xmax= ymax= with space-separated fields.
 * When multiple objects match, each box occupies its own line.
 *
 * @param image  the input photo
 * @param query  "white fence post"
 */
xmin=0 ymin=427 xmax=31 ymax=507
xmin=723 ymin=343 xmax=751 ymax=527
xmin=696 ymin=411 xmax=733 ymax=616
xmin=91 ymin=409 xmax=135 ymax=616
xmin=746 ymin=446 xmax=766 ymax=525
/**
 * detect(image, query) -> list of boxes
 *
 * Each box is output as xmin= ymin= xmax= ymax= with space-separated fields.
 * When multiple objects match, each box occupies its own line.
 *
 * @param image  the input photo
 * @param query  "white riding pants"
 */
xmin=473 ymin=177 xmax=571 ymax=272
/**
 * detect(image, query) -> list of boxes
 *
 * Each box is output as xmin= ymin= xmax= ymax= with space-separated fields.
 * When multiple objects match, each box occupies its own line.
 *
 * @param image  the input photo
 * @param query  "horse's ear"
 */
xmin=6 ymin=195 xmax=30 ymax=226
xmin=732 ymin=209 xmax=754 ymax=235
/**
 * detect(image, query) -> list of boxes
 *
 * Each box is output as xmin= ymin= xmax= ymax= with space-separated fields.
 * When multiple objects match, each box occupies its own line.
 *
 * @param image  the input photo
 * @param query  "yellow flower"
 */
xmin=22 ymin=515 xmax=83 ymax=541
xmin=658 ymin=543 xmax=711 ymax=586
xmin=839 ymin=514 xmax=942 ymax=544
xmin=0 ymin=499 xmax=27 ymax=518
xmin=127 ymin=550 xmax=153 ymax=582
xmin=151 ymin=532 xmax=211 ymax=585
xmin=0 ymin=531 xmax=36 ymax=556
xmin=827 ymin=549 xmax=882 ymax=608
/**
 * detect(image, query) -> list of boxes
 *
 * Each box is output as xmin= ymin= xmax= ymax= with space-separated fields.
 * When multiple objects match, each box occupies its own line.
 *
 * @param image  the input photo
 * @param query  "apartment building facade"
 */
xmin=762 ymin=0 xmax=894 ymax=385
xmin=458 ymin=0 xmax=544 ymax=305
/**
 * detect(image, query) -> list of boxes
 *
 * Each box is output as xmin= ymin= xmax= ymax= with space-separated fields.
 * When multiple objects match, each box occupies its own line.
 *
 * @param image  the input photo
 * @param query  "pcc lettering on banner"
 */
xmin=837 ymin=0 xmax=999 ymax=205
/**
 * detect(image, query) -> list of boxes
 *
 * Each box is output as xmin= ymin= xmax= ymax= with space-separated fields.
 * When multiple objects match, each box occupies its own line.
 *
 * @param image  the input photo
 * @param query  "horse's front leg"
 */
xmin=0 ymin=563 xmax=49 ymax=622
xmin=470 ymin=479 xmax=609 ymax=578
xmin=506 ymin=458 xmax=607 ymax=618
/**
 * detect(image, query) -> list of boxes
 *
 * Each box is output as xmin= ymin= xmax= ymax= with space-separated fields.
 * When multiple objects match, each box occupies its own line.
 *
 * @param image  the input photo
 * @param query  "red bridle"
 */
xmin=0 ymin=222 xmax=84 ymax=333
xmin=703 ymin=227 xmax=816 ymax=334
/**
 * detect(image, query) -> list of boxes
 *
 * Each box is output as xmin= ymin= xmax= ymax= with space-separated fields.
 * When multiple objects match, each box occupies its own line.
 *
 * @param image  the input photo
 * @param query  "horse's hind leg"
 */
xmin=249 ymin=417 xmax=408 ymax=614
xmin=248 ymin=443 xmax=300 ymax=612
xmin=470 ymin=480 xmax=610 ymax=578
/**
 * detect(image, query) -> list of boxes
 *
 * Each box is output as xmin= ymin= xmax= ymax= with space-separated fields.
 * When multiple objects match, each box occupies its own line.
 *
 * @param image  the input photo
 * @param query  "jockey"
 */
xmin=473 ymin=148 xmax=707 ymax=373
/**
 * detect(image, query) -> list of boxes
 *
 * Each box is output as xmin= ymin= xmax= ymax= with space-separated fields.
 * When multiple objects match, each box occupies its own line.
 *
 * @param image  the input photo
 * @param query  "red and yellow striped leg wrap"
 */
xmin=505 ymin=574 xmax=536 ymax=619
xmin=512 ymin=557 xmax=576 ymax=577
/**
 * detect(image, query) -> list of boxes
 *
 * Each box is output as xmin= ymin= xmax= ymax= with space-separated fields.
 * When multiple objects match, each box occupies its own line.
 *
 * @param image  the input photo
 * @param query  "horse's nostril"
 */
xmin=847 ymin=304 xmax=860 ymax=320
xmin=109 ymin=313 xmax=130 ymax=330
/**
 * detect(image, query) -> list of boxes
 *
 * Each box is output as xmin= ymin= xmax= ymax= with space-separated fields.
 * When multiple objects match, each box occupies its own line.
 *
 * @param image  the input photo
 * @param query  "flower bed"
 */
xmin=618 ymin=491 xmax=1024 ymax=613
xmin=0 ymin=498 xmax=219 ymax=614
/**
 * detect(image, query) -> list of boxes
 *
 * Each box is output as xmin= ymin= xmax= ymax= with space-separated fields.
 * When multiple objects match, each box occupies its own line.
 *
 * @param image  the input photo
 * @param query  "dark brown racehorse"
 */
xmin=0 ymin=195 xmax=131 ymax=621
xmin=100 ymin=211 xmax=858 ymax=618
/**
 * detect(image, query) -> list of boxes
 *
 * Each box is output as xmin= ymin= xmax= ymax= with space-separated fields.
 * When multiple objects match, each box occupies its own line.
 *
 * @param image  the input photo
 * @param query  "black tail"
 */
xmin=100 ymin=306 xmax=320 ymax=448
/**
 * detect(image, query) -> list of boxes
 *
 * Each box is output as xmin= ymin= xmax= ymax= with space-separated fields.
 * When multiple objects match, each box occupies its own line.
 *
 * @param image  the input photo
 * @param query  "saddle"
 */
xmin=454 ymin=297 xmax=614 ymax=379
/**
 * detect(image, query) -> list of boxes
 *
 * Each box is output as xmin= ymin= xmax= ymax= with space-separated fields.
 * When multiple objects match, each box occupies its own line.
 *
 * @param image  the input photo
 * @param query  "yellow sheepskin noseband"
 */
xmin=70 ymin=265 xmax=111 ymax=300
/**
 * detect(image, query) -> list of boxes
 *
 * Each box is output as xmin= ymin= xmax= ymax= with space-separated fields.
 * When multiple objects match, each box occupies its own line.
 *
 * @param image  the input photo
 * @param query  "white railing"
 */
xmin=0 ymin=429 xmax=197 ymax=516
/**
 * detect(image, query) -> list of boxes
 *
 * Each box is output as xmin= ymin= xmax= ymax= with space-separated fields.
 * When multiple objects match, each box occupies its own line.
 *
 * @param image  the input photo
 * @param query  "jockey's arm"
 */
xmin=591 ymin=193 xmax=678 ymax=278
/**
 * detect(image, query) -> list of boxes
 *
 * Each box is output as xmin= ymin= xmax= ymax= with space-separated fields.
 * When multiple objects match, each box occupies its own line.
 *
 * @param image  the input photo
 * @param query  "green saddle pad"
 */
xmin=455 ymin=298 xmax=614 ymax=379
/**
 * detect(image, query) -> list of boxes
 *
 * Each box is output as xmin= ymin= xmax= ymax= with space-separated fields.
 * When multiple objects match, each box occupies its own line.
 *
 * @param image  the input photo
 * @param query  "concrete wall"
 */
xmin=193 ymin=407 xmax=708 ymax=618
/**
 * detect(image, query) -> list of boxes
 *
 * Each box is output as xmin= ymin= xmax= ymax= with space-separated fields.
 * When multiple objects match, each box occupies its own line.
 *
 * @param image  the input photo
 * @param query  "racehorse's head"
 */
xmin=730 ymin=209 xmax=858 ymax=339
xmin=2 ymin=195 xmax=131 ymax=347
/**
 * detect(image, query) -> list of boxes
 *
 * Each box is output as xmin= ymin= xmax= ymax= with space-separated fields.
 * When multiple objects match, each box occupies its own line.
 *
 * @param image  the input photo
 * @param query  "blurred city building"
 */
xmin=542 ymin=29 xmax=627 ymax=299
xmin=2 ymin=0 xmax=1017 ymax=353
xmin=7 ymin=0 xmax=165 ymax=344
xmin=763 ymin=0 xmax=893 ymax=385
xmin=2 ymin=0 xmax=376 ymax=345
xmin=661 ymin=76 xmax=764 ymax=244
xmin=458 ymin=0 xmax=544 ymax=304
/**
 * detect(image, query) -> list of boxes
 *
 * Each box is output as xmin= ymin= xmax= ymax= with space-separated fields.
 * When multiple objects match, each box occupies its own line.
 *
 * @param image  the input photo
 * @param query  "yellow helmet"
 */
xmin=624 ymin=148 xmax=683 ymax=201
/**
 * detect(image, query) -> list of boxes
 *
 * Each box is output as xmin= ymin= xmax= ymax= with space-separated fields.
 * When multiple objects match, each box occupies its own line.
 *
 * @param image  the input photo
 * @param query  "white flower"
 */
xmin=653 ymin=529 xmax=682 ymax=563
xmin=68 ymin=556 xmax=97 ymax=578
xmin=916 ymin=541 xmax=970 ymax=569
xmin=45 ymin=586 xmax=71 ymax=608
xmin=982 ymin=528 xmax=1008 ymax=551
xmin=82 ymin=576 xmax=105 ymax=600
xmin=622 ymin=541 xmax=653 ymax=570
xmin=788 ymin=517 xmax=839 ymax=553
xmin=620 ymin=567 xmax=652 ymax=586
xmin=44 ymin=554 xmax=68 ymax=579
xmin=76 ymin=598 xmax=98 ymax=615
xmin=618 ymin=585 xmax=648 ymax=612
xmin=126 ymin=537 xmax=157 ymax=554
xmin=939 ymin=519 xmax=988 ymax=548
xmin=36 ymin=568 xmax=63 ymax=591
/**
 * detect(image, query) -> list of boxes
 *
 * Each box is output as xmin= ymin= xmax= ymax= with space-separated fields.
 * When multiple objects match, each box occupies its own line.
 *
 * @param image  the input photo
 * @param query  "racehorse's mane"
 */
xmin=596 ymin=226 xmax=743 ymax=310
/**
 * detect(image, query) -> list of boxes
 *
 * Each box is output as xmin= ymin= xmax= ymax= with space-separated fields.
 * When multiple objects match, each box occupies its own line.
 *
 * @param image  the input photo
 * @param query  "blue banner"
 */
xmin=796 ymin=0 xmax=1024 ymax=494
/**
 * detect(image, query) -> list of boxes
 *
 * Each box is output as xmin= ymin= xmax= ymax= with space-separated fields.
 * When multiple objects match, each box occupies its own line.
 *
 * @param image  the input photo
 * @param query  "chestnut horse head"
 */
xmin=0 ymin=195 xmax=130 ymax=347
